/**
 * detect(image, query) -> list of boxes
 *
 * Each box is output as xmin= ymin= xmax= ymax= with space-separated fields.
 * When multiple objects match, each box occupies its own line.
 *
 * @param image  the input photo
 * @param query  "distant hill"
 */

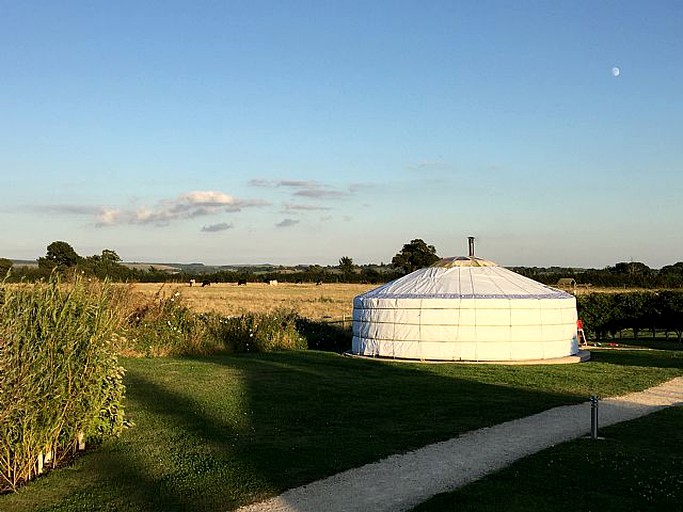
xmin=11 ymin=259 xmax=285 ymax=274
xmin=11 ymin=260 xmax=38 ymax=268
xmin=120 ymin=262 xmax=282 ymax=274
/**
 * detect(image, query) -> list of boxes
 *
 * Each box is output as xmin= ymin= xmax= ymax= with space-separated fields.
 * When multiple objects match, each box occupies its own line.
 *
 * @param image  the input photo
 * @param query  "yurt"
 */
xmin=352 ymin=239 xmax=579 ymax=362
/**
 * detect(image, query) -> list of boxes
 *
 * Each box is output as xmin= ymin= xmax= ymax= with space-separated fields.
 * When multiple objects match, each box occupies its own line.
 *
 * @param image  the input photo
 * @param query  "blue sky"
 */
xmin=2 ymin=1 xmax=682 ymax=267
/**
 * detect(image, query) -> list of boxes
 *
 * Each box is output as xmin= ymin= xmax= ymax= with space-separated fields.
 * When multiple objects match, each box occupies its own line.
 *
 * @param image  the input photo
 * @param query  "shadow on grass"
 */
xmin=177 ymin=352 xmax=586 ymax=495
xmin=72 ymin=371 xmax=272 ymax=512
xmin=589 ymin=349 xmax=683 ymax=369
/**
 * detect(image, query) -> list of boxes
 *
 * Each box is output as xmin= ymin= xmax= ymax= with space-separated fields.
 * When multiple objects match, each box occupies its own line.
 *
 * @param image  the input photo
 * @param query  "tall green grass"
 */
xmin=0 ymin=275 xmax=127 ymax=492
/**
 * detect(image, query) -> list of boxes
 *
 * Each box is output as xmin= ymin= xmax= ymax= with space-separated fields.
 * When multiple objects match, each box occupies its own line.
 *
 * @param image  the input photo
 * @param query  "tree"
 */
xmin=84 ymin=249 xmax=130 ymax=280
xmin=38 ymin=241 xmax=82 ymax=270
xmin=659 ymin=262 xmax=683 ymax=288
xmin=100 ymin=249 xmax=121 ymax=264
xmin=658 ymin=291 xmax=683 ymax=342
xmin=392 ymin=239 xmax=439 ymax=275
xmin=339 ymin=256 xmax=355 ymax=280
xmin=608 ymin=262 xmax=653 ymax=276
xmin=0 ymin=258 xmax=12 ymax=277
xmin=360 ymin=267 xmax=381 ymax=284
xmin=88 ymin=249 xmax=121 ymax=265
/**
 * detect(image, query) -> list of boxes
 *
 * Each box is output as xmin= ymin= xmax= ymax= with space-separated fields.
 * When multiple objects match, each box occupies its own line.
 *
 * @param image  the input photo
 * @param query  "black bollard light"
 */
xmin=590 ymin=395 xmax=599 ymax=439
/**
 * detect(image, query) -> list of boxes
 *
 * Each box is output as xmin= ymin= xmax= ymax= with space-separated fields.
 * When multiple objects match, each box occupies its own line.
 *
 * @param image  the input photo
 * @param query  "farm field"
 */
xmin=126 ymin=282 xmax=375 ymax=320
xmin=2 ymin=348 xmax=682 ymax=512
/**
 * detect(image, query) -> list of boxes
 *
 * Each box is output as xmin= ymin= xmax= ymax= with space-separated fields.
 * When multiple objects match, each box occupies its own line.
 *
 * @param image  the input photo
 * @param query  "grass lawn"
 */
xmin=412 ymin=406 xmax=683 ymax=512
xmin=1 ymin=349 xmax=682 ymax=511
xmin=592 ymin=336 xmax=683 ymax=351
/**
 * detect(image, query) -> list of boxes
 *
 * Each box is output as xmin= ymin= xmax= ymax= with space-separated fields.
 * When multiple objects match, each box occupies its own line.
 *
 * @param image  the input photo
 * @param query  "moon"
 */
xmin=611 ymin=66 xmax=621 ymax=77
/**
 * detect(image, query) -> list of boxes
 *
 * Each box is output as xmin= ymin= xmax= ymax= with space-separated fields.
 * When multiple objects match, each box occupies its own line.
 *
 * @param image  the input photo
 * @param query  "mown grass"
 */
xmin=1 ymin=349 xmax=681 ymax=511
xmin=412 ymin=406 xmax=683 ymax=512
xmin=592 ymin=336 xmax=683 ymax=351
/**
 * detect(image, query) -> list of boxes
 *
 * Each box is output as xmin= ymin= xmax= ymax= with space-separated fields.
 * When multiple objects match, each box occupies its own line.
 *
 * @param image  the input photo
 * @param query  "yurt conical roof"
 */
xmin=352 ymin=249 xmax=579 ymax=362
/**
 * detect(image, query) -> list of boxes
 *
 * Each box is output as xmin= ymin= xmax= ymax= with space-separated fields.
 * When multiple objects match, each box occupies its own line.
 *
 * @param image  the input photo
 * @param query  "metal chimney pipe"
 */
xmin=468 ymin=236 xmax=475 ymax=257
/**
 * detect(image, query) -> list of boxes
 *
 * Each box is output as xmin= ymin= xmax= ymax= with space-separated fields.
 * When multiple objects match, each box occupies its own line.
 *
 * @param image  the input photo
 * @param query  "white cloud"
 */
xmin=293 ymin=187 xmax=347 ymax=199
xmin=249 ymin=178 xmax=350 ymax=199
xmin=248 ymin=178 xmax=273 ymax=187
xmin=283 ymin=203 xmax=331 ymax=212
xmin=278 ymin=180 xmax=319 ymax=188
xmin=44 ymin=205 xmax=102 ymax=215
xmin=96 ymin=191 xmax=269 ymax=227
xmin=201 ymin=222 xmax=234 ymax=233
xmin=276 ymin=218 xmax=300 ymax=228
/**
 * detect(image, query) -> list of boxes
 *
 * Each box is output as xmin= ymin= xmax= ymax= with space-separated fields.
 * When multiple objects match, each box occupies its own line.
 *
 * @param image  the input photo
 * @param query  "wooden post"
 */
xmin=44 ymin=447 xmax=54 ymax=467
xmin=37 ymin=451 xmax=44 ymax=475
xmin=77 ymin=431 xmax=85 ymax=451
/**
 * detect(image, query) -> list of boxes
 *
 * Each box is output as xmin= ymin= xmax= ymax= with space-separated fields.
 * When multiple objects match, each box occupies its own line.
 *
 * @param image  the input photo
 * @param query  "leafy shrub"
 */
xmin=120 ymin=289 xmax=309 ymax=356
xmin=121 ymin=286 xmax=211 ymax=356
xmin=0 ymin=275 xmax=127 ymax=492
xmin=295 ymin=317 xmax=352 ymax=352
xmin=206 ymin=309 xmax=306 ymax=353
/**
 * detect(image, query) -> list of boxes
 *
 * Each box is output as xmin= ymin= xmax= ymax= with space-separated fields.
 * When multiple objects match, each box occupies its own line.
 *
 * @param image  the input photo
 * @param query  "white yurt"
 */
xmin=352 ymin=239 xmax=579 ymax=362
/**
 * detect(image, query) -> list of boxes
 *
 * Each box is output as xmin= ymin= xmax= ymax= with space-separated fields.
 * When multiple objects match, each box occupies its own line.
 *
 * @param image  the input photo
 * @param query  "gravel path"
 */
xmin=235 ymin=377 xmax=683 ymax=512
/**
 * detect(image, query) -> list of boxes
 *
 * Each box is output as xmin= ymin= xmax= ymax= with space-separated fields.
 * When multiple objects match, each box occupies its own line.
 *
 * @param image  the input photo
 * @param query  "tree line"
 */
xmin=3 ymin=239 xmax=683 ymax=289
xmin=514 ymin=261 xmax=683 ymax=289
xmin=1 ymin=239 xmax=439 ymax=284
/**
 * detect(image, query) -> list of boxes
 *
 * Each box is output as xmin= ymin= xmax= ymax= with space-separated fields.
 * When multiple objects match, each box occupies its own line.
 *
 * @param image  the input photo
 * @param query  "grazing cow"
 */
xmin=295 ymin=279 xmax=303 ymax=285
xmin=268 ymin=280 xmax=278 ymax=286
xmin=189 ymin=279 xmax=196 ymax=287
xmin=201 ymin=279 xmax=211 ymax=287
xmin=237 ymin=279 xmax=247 ymax=286
xmin=316 ymin=280 xmax=323 ymax=286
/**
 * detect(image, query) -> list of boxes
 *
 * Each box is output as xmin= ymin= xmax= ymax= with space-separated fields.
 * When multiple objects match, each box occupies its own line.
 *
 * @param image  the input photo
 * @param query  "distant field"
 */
xmin=127 ymin=282 xmax=376 ymax=320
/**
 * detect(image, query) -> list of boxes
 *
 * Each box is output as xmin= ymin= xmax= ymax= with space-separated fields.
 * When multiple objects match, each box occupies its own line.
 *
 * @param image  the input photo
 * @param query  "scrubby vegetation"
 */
xmin=119 ymin=286 xmax=346 ymax=356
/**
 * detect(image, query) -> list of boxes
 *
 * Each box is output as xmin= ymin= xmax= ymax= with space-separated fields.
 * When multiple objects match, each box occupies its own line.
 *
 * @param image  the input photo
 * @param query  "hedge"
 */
xmin=577 ymin=291 xmax=683 ymax=341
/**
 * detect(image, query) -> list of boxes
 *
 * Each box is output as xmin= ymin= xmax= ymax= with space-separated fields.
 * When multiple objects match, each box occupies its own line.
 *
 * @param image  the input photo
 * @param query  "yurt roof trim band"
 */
xmin=358 ymin=291 xmax=570 ymax=300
